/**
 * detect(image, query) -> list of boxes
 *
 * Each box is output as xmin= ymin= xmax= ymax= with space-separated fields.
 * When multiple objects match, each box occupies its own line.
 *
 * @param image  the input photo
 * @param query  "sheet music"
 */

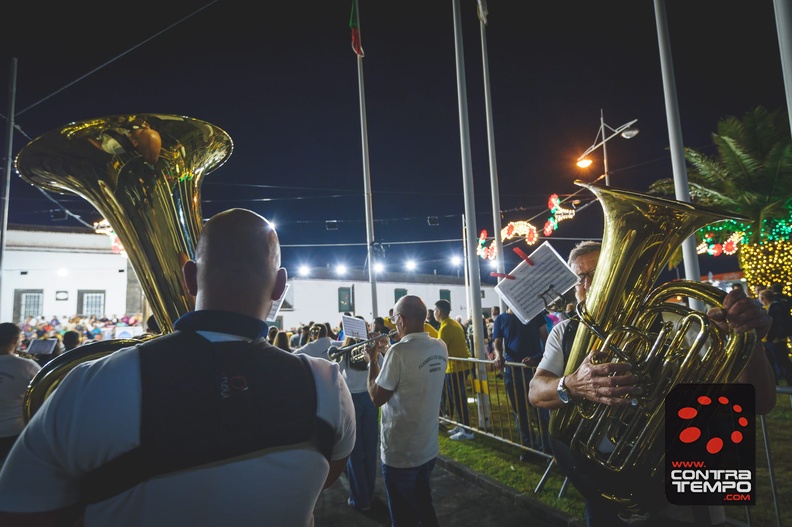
xmin=266 ymin=283 xmax=291 ymax=323
xmin=341 ymin=315 xmax=368 ymax=340
xmin=494 ymin=241 xmax=579 ymax=324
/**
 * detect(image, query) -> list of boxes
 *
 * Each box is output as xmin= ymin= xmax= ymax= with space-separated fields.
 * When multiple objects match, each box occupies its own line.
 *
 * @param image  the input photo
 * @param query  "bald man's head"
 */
xmin=393 ymin=295 xmax=427 ymax=335
xmin=184 ymin=208 xmax=287 ymax=319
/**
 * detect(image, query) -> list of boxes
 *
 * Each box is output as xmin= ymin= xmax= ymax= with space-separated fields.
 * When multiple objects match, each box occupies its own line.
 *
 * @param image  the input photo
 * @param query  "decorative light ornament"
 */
xmin=476 ymin=230 xmax=496 ymax=260
xmin=542 ymin=193 xmax=577 ymax=238
xmin=543 ymin=219 xmax=556 ymax=237
xmin=502 ymin=221 xmax=538 ymax=246
xmin=478 ymin=220 xmax=542 ymax=260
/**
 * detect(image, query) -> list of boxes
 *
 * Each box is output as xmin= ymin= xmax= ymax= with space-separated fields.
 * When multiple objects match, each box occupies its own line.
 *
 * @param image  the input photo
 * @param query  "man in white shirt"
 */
xmin=0 ymin=209 xmax=356 ymax=527
xmin=367 ymin=295 xmax=448 ymax=526
xmin=0 ymin=323 xmax=41 ymax=465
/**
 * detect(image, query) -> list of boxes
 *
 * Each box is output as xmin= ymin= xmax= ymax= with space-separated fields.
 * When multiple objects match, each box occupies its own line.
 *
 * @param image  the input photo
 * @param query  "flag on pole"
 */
xmin=350 ymin=0 xmax=365 ymax=57
xmin=477 ymin=0 xmax=488 ymax=25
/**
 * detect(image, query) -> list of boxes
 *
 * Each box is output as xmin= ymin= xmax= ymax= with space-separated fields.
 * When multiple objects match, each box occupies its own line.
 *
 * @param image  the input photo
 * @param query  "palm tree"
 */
xmin=647 ymin=106 xmax=792 ymax=295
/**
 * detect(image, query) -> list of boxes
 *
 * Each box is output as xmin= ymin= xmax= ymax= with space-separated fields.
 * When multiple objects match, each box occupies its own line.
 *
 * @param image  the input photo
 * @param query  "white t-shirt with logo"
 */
xmin=376 ymin=332 xmax=447 ymax=468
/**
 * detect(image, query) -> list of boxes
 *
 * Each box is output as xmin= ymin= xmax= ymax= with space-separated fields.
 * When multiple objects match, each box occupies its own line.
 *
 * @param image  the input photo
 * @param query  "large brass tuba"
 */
xmin=15 ymin=114 xmax=232 ymax=421
xmin=548 ymin=181 xmax=756 ymax=518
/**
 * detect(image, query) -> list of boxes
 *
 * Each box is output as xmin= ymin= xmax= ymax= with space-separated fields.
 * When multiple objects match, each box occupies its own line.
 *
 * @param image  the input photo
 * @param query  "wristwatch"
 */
xmin=557 ymin=376 xmax=572 ymax=404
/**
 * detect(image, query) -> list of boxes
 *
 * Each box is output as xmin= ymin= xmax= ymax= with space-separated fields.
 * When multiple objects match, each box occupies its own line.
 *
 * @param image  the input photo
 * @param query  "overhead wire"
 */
xmin=1 ymin=0 xmax=653 ymax=260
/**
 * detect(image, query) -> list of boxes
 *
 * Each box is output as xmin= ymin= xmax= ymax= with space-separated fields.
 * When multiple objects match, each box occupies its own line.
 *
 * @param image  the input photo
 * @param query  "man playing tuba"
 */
xmin=530 ymin=241 xmax=776 ymax=527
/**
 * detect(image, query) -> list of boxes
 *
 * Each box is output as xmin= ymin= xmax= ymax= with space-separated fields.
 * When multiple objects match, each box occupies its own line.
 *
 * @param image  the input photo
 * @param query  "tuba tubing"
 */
xmin=548 ymin=181 xmax=756 ymax=516
xmin=16 ymin=114 xmax=233 ymax=422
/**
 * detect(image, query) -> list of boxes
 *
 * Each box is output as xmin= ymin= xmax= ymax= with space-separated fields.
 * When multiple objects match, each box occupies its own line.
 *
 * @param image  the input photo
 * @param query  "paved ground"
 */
xmin=314 ymin=455 xmax=584 ymax=527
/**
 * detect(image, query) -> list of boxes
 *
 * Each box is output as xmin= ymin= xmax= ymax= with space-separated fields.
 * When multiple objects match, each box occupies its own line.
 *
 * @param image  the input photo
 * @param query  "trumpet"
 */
xmin=328 ymin=330 xmax=397 ymax=371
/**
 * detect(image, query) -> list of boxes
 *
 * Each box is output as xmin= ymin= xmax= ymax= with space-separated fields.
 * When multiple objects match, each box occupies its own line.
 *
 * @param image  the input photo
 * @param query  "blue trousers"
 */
xmin=443 ymin=370 xmax=470 ymax=425
xmin=503 ymin=365 xmax=541 ymax=449
xmin=382 ymin=458 xmax=438 ymax=527
xmin=347 ymin=391 xmax=379 ymax=509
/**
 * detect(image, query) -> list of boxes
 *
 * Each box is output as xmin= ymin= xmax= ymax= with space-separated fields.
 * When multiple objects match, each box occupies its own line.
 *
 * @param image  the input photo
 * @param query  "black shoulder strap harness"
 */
xmin=561 ymin=317 xmax=579 ymax=365
xmin=81 ymin=330 xmax=335 ymax=505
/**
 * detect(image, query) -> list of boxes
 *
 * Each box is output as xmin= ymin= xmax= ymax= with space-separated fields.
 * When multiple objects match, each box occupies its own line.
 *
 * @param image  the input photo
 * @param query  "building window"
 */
xmin=78 ymin=290 xmax=106 ymax=317
xmin=394 ymin=288 xmax=408 ymax=303
xmin=14 ymin=289 xmax=44 ymax=324
xmin=338 ymin=287 xmax=354 ymax=313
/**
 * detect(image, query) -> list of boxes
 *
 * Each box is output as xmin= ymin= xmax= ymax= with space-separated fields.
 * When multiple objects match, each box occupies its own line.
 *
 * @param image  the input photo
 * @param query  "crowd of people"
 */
xmin=0 ymin=208 xmax=788 ymax=527
xmin=15 ymin=313 xmax=147 ymax=366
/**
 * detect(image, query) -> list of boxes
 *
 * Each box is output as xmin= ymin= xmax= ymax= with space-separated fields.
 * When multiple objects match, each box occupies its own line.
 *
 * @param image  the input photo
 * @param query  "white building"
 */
xmin=1 ymin=225 xmax=499 ymax=330
xmin=1 ymin=225 xmax=134 ymax=325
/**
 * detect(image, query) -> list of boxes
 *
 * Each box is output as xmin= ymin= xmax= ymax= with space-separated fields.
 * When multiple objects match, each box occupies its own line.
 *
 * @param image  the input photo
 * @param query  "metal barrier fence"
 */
xmin=440 ymin=356 xmax=790 ymax=527
xmin=439 ymin=357 xmax=556 ymax=492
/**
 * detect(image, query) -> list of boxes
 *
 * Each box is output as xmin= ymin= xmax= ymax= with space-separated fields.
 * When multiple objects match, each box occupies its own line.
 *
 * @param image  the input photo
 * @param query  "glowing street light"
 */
xmin=576 ymin=109 xmax=639 ymax=186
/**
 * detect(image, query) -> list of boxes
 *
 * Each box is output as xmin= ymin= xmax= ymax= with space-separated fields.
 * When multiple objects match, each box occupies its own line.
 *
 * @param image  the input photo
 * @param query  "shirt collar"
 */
xmin=174 ymin=310 xmax=269 ymax=340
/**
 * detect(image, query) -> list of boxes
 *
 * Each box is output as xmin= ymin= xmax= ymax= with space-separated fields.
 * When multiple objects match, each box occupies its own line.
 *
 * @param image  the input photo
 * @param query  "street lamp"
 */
xmin=576 ymin=109 xmax=639 ymax=186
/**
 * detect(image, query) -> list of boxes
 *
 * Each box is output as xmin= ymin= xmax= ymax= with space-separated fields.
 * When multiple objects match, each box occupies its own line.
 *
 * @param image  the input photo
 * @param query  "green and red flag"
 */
xmin=350 ymin=0 xmax=364 ymax=57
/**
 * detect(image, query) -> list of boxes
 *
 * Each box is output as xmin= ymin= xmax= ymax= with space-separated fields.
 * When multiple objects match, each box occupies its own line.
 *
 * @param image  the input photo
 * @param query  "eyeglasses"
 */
xmin=390 ymin=313 xmax=401 ymax=325
xmin=576 ymin=269 xmax=596 ymax=285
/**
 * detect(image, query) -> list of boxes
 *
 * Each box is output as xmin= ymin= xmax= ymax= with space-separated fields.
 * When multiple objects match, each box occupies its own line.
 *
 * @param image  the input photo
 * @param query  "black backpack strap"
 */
xmin=298 ymin=353 xmax=335 ymax=463
xmin=81 ymin=331 xmax=334 ymax=505
xmin=561 ymin=318 xmax=579 ymax=366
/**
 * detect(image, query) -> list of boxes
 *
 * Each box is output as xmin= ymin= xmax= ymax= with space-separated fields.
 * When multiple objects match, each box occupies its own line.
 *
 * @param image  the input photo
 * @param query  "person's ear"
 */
xmin=271 ymin=267 xmax=287 ymax=301
xmin=183 ymin=260 xmax=198 ymax=296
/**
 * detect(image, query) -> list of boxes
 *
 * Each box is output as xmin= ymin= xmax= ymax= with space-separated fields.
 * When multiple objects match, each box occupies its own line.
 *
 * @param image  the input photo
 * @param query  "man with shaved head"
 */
xmin=366 ymin=295 xmax=448 ymax=526
xmin=0 ymin=208 xmax=356 ymax=527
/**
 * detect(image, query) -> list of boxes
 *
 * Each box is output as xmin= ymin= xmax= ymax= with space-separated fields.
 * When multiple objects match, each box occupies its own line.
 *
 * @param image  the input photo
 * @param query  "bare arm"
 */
xmin=367 ymin=343 xmax=393 ymax=407
xmin=492 ymin=337 xmax=505 ymax=371
xmin=529 ymin=368 xmax=565 ymax=409
xmin=324 ymin=457 xmax=349 ymax=489
xmin=529 ymin=352 xmax=638 ymax=409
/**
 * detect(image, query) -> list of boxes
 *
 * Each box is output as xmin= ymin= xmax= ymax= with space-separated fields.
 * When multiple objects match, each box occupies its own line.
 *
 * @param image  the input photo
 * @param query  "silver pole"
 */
xmin=0 ymin=58 xmax=18 ymax=306
xmin=478 ymin=7 xmax=506 ymax=314
xmin=462 ymin=215 xmax=471 ymax=321
xmin=452 ymin=0 xmax=490 ymax=430
xmin=773 ymin=0 xmax=792 ymax=133
xmin=353 ymin=0 xmax=378 ymax=319
xmin=451 ymin=0 xmax=485 ymax=360
xmin=653 ymin=0 xmax=704 ymax=302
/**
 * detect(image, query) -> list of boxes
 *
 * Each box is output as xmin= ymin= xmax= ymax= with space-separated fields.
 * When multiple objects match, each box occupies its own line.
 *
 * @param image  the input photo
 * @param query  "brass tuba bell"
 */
xmin=15 ymin=114 xmax=233 ymax=421
xmin=548 ymin=181 xmax=756 ymax=519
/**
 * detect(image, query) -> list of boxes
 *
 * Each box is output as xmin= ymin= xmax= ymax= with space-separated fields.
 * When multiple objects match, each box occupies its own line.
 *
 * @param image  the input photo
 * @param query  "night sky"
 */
xmin=1 ymin=1 xmax=786 ymax=284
